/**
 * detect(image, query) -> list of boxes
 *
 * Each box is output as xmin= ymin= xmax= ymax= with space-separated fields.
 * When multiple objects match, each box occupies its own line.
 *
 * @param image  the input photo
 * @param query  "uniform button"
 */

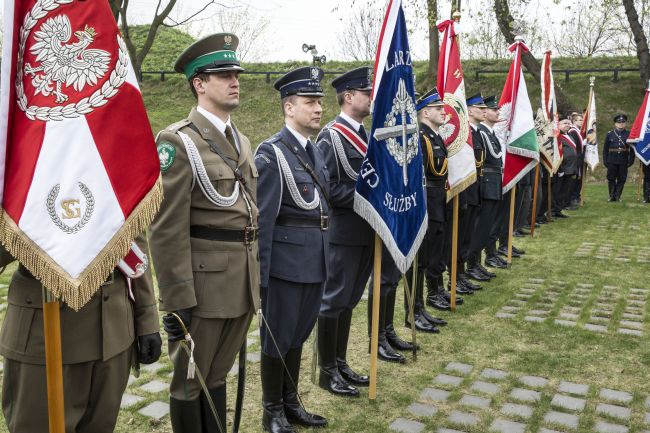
xmin=25 ymin=297 xmax=32 ymax=305
xmin=199 ymin=264 xmax=205 ymax=269
xmin=283 ymin=236 xmax=288 ymax=240
xmin=103 ymin=295 xmax=109 ymax=301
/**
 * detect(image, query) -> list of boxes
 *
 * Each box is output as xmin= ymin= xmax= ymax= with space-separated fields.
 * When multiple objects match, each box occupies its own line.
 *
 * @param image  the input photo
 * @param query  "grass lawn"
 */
xmin=0 ymin=182 xmax=649 ymax=432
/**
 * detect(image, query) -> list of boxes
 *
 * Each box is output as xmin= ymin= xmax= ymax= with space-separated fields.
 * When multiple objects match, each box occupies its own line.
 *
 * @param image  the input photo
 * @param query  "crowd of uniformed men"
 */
xmin=0 ymin=32 xmax=640 ymax=433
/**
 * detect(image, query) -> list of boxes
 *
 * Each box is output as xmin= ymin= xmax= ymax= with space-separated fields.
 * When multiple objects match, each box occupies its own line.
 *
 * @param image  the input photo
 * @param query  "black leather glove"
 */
xmin=138 ymin=332 xmax=162 ymax=364
xmin=163 ymin=308 xmax=192 ymax=342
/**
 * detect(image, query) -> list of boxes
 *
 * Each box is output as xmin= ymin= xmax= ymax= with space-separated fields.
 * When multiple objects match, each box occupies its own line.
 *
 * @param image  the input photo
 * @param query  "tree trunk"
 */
xmin=493 ymin=0 xmax=572 ymax=115
xmin=622 ymin=0 xmax=650 ymax=90
xmin=108 ymin=0 xmax=122 ymax=23
xmin=421 ymin=0 xmax=439 ymax=92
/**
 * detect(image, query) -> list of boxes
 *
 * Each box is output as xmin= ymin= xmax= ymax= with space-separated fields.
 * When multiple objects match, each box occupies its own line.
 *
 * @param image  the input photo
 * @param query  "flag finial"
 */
xmin=452 ymin=10 xmax=461 ymax=22
xmin=589 ymin=76 xmax=595 ymax=87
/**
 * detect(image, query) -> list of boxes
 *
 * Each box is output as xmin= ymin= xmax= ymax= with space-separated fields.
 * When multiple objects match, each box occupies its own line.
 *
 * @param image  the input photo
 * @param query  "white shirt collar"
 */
xmin=197 ymin=105 xmax=231 ymax=135
xmin=339 ymin=111 xmax=362 ymax=132
xmin=285 ymin=124 xmax=309 ymax=149
xmin=480 ymin=122 xmax=494 ymax=133
xmin=470 ymin=122 xmax=478 ymax=131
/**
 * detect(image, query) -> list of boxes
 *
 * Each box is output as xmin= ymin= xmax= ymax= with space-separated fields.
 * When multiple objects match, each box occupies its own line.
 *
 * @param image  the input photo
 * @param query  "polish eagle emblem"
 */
xmin=24 ymin=15 xmax=111 ymax=104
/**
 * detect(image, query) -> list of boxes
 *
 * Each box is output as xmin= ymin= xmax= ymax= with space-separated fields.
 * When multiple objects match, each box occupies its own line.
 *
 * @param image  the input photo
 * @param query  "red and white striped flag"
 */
xmin=436 ymin=19 xmax=476 ymax=200
xmin=0 ymin=0 xmax=162 ymax=309
xmin=582 ymin=79 xmax=599 ymax=170
xmin=539 ymin=50 xmax=561 ymax=173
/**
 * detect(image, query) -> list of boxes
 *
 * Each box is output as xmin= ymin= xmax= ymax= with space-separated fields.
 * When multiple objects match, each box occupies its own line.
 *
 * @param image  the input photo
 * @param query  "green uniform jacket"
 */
xmin=0 ymin=236 xmax=159 ymax=364
xmin=149 ymin=108 xmax=260 ymax=318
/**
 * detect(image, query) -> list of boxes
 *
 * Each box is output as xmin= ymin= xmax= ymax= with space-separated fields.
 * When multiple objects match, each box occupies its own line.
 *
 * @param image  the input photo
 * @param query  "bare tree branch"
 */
xmin=622 ymin=0 xmax=650 ymax=88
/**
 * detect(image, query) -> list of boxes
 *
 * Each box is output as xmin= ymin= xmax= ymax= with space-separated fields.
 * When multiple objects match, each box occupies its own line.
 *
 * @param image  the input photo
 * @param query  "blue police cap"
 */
xmin=416 ymin=88 xmax=443 ymax=111
xmin=331 ymin=67 xmax=372 ymax=93
xmin=466 ymin=93 xmax=487 ymax=107
xmin=274 ymin=66 xmax=324 ymax=98
xmin=483 ymin=95 xmax=498 ymax=109
xmin=614 ymin=114 xmax=627 ymax=123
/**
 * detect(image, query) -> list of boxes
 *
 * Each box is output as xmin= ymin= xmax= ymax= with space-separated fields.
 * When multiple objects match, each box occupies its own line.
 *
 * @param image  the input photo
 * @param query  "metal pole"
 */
xmin=450 ymin=196 xmax=459 ymax=311
xmin=530 ymin=164 xmax=540 ymax=237
xmin=369 ymin=235 xmax=382 ymax=400
xmin=507 ymin=185 xmax=517 ymax=266
xmin=43 ymin=288 xmax=65 ymax=433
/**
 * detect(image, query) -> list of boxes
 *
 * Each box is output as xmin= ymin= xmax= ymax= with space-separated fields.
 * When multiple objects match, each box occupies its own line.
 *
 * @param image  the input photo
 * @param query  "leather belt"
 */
xmin=190 ymin=225 xmax=258 ymax=245
xmin=609 ymin=148 xmax=628 ymax=153
xmin=482 ymin=167 xmax=503 ymax=174
xmin=276 ymin=216 xmax=329 ymax=230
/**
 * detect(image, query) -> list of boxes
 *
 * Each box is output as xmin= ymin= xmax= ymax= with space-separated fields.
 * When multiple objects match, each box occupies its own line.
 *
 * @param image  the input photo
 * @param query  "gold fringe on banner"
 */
xmin=0 ymin=175 xmax=163 ymax=311
xmin=446 ymin=171 xmax=477 ymax=203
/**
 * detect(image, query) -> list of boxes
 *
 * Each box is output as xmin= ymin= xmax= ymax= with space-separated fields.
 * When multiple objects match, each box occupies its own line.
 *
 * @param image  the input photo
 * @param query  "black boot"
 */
xmin=261 ymin=353 xmax=295 ymax=433
xmin=644 ymin=181 xmax=650 ymax=203
xmin=336 ymin=309 xmax=369 ymax=386
xmin=404 ymin=271 xmax=440 ymax=333
xmin=614 ymin=182 xmax=625 ymax=201
xmin=608 ymin=180 xmax=616 ymax=201
xmin=318 ymin=315 xmax=359 ymax=397
xmin=283 ymin=347 xmax=327 ymax=428
xmin=170 ymin=397 xmax=203 ymax=433
xmin=466 ymin=253 xmax=490 ymax=281
xmin=413 ymin=272 xmax=447 ymax=325
xmin=368 ymin=291 xmax=405 ymax=363
xmin=201 ymin=385 xmax=227 ymax=433
xmin=385 ymin=290 xmax=418 ymax=351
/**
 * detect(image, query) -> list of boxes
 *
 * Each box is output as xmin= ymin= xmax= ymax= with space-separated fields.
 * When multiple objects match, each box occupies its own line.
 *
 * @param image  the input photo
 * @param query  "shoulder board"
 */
xmin=165 ymin=119 xmax=191 ymax=133
xmin=263 ymin=134 xmax=282 ymax=145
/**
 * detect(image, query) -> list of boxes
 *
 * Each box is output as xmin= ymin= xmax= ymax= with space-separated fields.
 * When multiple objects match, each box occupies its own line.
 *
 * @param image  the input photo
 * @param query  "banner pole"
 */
xmin=530 ymin=164 xmax=540 ymax=237
xmin=450 ymin=195 xmax=459 ymax=311
xmin=547 ymin=170 xmax=553 ymax=222
xmin=637 ymin=161 xmax=643 ymax=202
xmin=369 ymin=234 xmax=382 ymax=400
xmin=579 ymin=162 xmax=587 ymax=206
xmin=507 ymin=185 xmax=517 ymax=266
xmin=408 ymin=255 xmax=418 ymax=360
xmin=42 ymin=288 xmax=65 ymax=433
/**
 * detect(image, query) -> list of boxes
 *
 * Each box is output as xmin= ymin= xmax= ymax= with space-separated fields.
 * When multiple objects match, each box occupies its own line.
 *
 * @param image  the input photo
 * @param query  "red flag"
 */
xmin=0 ymin=0 xmax=162 ymax=309
xmin=539 ymin=50 xmax=561 ymax=173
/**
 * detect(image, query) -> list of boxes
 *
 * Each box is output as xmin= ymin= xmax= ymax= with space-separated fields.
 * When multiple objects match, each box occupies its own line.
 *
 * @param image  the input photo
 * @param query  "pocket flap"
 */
xmin=191 ymin=251 xmax=229 ymax=272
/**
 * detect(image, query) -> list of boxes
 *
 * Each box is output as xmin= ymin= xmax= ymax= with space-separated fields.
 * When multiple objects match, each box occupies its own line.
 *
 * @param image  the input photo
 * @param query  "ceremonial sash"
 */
xmin=569 ymin=126 xmax=584 ymax=151
xmin=560 ymin=133 xmax=577 ymax=151
xmin=331 ymin=122 xmax=368 ymax=156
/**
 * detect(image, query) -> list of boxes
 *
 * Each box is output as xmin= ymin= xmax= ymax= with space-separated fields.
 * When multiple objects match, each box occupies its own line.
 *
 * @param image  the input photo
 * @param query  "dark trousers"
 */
xmin=606 ymin=163 xmax=628 ymax=200
xmin=515 ymin=184 xmax=532 ymax=230
xmin=459 ymin=204 xmax=480 ymax=264
xmin=643 ymin=164 xmax=650 ymax=201
xmin=422 ymin=220 xmax=446 ymax=278
xmin=261 ymin=278 xmax=323 ymax=357
xmin=499 ymin=189 xmax=520 ymax=245
xmin=553 ymin=174 xmax=574 ymax=212
xmin=468 ymin=199 xmax=500 ymax=258
xmin=538 ymin=171 xmax=550 ymax=219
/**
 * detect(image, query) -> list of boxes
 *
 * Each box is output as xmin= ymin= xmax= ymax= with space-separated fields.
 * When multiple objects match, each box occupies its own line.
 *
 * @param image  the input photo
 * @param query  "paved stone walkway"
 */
xmin=574 ymin=242 xmax=650 ymax=263
xmin=389 ymin=361 xmax=650 ymax=433
xmin=495 ymin=278 xmax=648 ymax=337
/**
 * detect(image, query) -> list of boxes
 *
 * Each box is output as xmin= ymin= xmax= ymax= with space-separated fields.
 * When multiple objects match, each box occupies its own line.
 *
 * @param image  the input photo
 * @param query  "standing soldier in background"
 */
xmin=568 ymin=113 xmax=585 ymax=209
xmin=149 ymin=33 xmax=259 ymax=432
xmin=643 ymin=163 xmax=650 ymax=203
xmin=316 ymin=67 xmax=373 ymax=397
xmin=554 ymin=118 xmax=578 ymax=216
xmin=255 ymin=67 xmax=329 ymax=432
xmin=0 ymin=238 xmax=161 ymax=433
xmin=603 ymin=114 xmax=632 ymax=202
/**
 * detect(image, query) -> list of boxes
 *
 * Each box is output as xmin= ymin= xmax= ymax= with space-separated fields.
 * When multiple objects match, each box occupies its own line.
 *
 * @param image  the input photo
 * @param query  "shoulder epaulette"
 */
xmin=263 ymin=134 xmax=282 ymax=145
xmin=165 ymin=119 xmax=191 ymax=133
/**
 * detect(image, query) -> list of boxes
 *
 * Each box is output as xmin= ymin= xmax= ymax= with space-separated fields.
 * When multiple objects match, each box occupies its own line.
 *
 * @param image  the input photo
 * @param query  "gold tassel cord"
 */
xmin=0 ymin=176 xmax=163 ymax=311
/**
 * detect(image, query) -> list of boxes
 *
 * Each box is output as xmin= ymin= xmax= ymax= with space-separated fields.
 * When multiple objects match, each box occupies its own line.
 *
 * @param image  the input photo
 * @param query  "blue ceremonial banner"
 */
xmin=353 ymin=0 xmax=427 ymax=273
xmin=628 ymin=86 xmax=650 ymax=165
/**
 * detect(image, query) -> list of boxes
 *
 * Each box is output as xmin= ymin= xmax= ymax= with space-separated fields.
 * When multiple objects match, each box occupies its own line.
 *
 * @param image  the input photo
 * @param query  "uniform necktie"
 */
xmin=359 ymin=125 xmax=368 ymax=143
xmin=305 ymin=140 xmax=317 ymax=166
xmin=224 ymin=125 xmax=239 ymax=155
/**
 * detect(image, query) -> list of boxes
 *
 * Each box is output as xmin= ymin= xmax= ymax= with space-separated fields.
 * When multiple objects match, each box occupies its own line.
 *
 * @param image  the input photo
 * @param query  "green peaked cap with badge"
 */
xmin=175 ymin=32 xmax=245 ymax=80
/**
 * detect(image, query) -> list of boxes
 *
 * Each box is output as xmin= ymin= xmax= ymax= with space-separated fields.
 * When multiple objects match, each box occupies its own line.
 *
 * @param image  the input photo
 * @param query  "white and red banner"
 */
xmin=495 ymin=37 xmax=540 ymax=194
xmin=539 ymin=50 xmax=561 ymax=173
xmin=0 ymin=0 xmax=162 ymax=310
xmin=628 ymin=84 xmax=650 ymax=166
xmin=582 ymin=80 xmax=599 ymax=170
xmin=436 ymin=19 xmax=476 ymax=201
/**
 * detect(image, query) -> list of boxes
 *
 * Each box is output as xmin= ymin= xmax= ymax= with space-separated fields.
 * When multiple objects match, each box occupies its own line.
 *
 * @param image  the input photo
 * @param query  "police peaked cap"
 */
xmin=483 ymin=95 xmax=498 ymax=109
xmin=614 ymin=114 xmax=628 ymax=123
xmin=331 ymin=67 xmax=372 ymax=93
xmin=466 ymin=93 xmax=487 ymax=107
xmin=175 ymin=33 xmax=244 ymax=80
xmin=274 ymin=67 xmax=325 ymax=98
xmin=416 ymin=88 xmax=443 ymax=111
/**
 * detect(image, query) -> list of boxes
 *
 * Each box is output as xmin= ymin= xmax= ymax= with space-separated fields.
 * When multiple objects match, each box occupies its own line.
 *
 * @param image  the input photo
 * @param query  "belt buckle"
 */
xmin=101 ymin=271 xmax=114 ymax=287
xmin=320 ymin=215 xmax=329 ymax=231
xmin=244 ymin=225 xmax=257 ymax=245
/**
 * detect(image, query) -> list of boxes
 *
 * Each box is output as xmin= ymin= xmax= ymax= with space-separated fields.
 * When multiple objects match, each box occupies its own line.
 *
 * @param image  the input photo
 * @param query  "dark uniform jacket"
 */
xmin=477 ymin=123 xmax=503 ymax=200
xmin=420 ymin=123 xmax=448 ymax=223
xmin=150 ymin=108 xmax=260 ymax=319
xmin=603 ymin=129 xmax=632 ymax=166
xmin=559 ymin=133 xmax=579 ymax=175
xmin=316 ymin=116 xmax=373 ymax=246
xmin=255 ymin=126 xmax=330 ymax=288
xmin=467 ymin=124 xmax=486 ymax=206
xmin=0 ymin=237 xmax=159 ymax=364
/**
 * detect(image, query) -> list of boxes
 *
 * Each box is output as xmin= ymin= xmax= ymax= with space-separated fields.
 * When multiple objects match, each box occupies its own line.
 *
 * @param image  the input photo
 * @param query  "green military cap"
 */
xmin=174 ymin=33 xmax=245 ymax=80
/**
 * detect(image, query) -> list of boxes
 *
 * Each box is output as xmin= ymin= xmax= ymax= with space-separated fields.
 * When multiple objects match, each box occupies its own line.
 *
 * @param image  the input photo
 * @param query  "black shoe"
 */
xmin=511 ymin=245 xmax=525 ymax=255
xmin=263 ymin=402 xmax=295 ymax=433
xmin=338 ymin=360 xmax=369 ymax=387
xmin=466 ymin=266 xmax=490 ymax=281
xmin=552 ymin=211 xmax=568 ymax=218
xmin=485 ymin=255 xmax=507 ymax=269
xmin=405 ymin=312 xmax=440 ymax=333
xmin=418 ymin=306 xmax=447 ymax=326
xmin=537 ymin=215 xmax=548 ymax=224
xmin=441 ymin=291 xmax=463 ymax=305
xmin=385 ymin=323 xmax=418 ymax=351
xmin=318 ymin=369 xmax=359 ymax=397
xmin=477 ymin=263 xmax=496 ymax=278
xmin=170 ymin=397 xmax=203 ymax=433
xmin=377 ymin=336 xmax=406 ymax=363
xmin=283 ymin=347 xmax=328 ymax=428
xmin=428 ymin=292 xmax=452 ymax=310
xmin=460 ymin=275 xmax=482 ymax=291
xmin=261 ymin=353 xmax=295 ymax=433
xmin=498 ymin=246 xmax=521 ymax=258
xmin=284 ymin=404 xmax=327 ymax=428
xmin=513 ymin=230 xmax=526 ymax=237
xmin=453 ymin=280 xmax=475 ymax=295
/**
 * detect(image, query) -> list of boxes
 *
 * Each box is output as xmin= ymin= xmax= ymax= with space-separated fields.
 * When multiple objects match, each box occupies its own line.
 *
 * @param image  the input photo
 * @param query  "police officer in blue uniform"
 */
xmin=316 ymin=67 xmax=372 ymax=398
xmin=406 ymin=89 xmax=454 ymax=320
xmin=603 ymin=114 xmax=632 ymax=201
xmin=255 ymin=66 xmax=329 ymax=433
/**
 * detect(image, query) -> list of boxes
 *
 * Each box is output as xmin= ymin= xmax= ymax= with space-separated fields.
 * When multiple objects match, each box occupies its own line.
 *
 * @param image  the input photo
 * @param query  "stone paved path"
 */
xmin=574 ymin=242 xmax=650 ymax=263
xmin=495 ymin=278 xmax=648 ymax=337
xmin=389 ymin=361 xmax=650 ymax=433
